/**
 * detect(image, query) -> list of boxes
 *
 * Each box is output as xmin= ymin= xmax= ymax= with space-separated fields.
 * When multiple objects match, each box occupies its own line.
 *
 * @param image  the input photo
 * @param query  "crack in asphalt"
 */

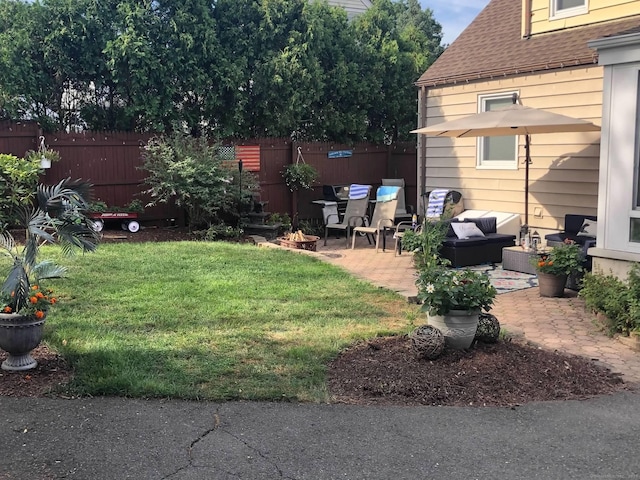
xmin=162 ymin=410 xmax=297 ymax=479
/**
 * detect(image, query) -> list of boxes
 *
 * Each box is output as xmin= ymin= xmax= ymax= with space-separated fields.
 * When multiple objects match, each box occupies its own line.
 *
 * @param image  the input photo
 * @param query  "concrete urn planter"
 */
xmin=0 ymin=313 xmax=46 ymax=371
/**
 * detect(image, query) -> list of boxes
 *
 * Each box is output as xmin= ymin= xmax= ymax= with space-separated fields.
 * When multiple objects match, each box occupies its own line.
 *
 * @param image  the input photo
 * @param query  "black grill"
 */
xmin=322 ymin=184 xmax=350 ymax=202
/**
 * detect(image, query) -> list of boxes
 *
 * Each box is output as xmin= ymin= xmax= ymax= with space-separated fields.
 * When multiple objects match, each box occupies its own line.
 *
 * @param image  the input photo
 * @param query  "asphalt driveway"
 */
xmin=1 ymin=392 xmax=639 ymax=479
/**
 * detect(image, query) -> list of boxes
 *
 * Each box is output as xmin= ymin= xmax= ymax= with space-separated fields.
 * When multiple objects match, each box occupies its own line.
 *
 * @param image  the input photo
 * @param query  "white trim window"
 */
xmin=550 ymin=0 xmax=588 ymax=20
xmin=477 ymin=93 xmax=518 ymax=169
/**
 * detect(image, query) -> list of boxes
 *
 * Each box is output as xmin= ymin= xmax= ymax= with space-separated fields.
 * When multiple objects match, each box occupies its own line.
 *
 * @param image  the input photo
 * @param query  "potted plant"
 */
xmin=281 ymin=163 xmax=318 ymax=192
xmin=416 ymin=265 xmax=497 ymax=349
xmin=25 ymin=147 xmax=61 ymax=170
xmin=531 ymin=240 xmax=584 ymax=297
xmin=0 ymin=178 xmax=100 ymax=371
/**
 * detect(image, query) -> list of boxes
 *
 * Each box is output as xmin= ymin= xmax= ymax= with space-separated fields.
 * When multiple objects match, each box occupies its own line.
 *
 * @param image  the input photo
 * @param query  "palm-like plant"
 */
xmin=0 ymin=178 xmax=100 ymax=315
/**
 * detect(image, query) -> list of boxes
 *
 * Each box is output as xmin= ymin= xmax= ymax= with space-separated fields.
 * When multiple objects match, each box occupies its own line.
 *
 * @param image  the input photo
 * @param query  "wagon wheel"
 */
xmin=127 ymin=221 xmax=140 ymax=233
xmin=92 ymin=219 xmax=104 ymax=232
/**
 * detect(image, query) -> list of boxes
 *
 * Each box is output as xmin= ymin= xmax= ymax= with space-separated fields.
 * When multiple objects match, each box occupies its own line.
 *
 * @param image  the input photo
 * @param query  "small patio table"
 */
xmin=501 ymin=246 xmax=547 ymax=275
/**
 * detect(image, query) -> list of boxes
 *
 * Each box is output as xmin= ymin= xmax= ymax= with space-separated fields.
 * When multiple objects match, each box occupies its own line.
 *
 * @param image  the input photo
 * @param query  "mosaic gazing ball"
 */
xmin=410 ymin=324 xmax=445 ymax=360
xmin=475 ymin=313 xmax=500 ymax=344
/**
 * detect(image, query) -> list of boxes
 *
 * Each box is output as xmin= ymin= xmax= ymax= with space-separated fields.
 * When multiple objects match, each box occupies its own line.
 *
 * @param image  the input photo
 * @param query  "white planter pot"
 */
xmin=427 ymin=309 xmax=480 ymax=350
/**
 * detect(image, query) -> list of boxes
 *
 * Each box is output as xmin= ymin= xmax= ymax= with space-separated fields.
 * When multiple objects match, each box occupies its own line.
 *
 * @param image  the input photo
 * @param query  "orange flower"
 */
xmin=538 ymin=261 xmax=544 ymax=267
xmin=50 ymin=298 xmax=57 ymax=304
xmin=31 ymin=285 xmax=39 ymax=290
xmin=35 ymin=310 xmax=44 ymax=319
xmin=2 ymin=306 xmax=11 ymax=313
xmin=36 ymin=292 xmax=44 ymax=299
xmin=29 ymin=296 xmax=38 ymax=304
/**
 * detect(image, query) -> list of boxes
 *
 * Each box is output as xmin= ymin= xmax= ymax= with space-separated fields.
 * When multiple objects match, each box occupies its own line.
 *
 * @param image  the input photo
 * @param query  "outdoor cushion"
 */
xmin=442 ymin=237 xmax=487 ymax=248
xmin=463 ymin=217 xmax=497 ymax=235
xmin=577 ymin=219 xmax=597 ymax=237
xmin=451 ymin=222 xmax=485 ymax=239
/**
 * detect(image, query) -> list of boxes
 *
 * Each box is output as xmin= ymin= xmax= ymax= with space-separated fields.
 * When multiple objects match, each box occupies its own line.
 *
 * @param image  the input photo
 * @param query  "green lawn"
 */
xmin=36 ymin=241 xmax=417 ymax=402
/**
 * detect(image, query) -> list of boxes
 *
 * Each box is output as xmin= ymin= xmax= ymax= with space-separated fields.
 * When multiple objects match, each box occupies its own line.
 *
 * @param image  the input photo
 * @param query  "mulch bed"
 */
xmin=0 ymin=345 xmax=74 ymax=397
xmin=327 ymin=335 xmax=628 ymax=407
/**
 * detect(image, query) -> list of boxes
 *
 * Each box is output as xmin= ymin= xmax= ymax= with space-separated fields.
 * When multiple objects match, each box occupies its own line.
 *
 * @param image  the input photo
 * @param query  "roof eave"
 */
xmin=415 ymin=55 xmax=599 ymax=89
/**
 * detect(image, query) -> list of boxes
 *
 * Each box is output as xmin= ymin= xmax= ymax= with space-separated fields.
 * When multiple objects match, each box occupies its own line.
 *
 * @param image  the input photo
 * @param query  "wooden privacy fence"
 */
xmin=0 ymin=122 xmax=417 ymax=227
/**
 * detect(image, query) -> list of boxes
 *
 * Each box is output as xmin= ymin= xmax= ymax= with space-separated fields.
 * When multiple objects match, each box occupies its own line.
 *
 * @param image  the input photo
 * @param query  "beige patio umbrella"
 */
xmin=411 ymin=103 xmax=601 ymax=229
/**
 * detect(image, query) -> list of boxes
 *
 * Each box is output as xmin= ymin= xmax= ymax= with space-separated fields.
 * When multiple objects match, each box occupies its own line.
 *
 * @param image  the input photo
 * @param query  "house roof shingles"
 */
xmin=416 ymin=0 xmax=640 ymax=87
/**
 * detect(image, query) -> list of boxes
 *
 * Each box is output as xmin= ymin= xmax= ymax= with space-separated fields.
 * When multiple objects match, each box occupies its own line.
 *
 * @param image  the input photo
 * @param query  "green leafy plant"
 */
xmin=281 ymin=163 xmax=318 ymax=192
xmin=1 ymin=284 xmax=56 ymax=319
xmin=416 ymin=266 xmax=497 ymax=316
xmin=141 ymin=132 xmax=259 ymax=230
xmin=268 ymin=213 xmax=292 ymax=235
xmin=0 ymin=153 xmax=41 ymax=228
xmin=580 ymin=263 xmax=640 ymax=336
xmin=401 ymin=220 xmax=450 ymax=270
xmin=25 ymin=148 xmax=61 ymax=166
xmin=0 ymin=178 xmax=100 ymax=317
xmin=531 ymin=240 xmax=584 ymax=276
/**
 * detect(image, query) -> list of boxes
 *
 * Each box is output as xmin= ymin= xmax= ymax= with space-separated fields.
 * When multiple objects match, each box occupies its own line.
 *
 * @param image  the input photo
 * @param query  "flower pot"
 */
xmin=40 ymin=157 xmax=51 ymax=169
xmin=427 ymin=309 xmax=480 ymax=350
xmin=537 ymin=272 xmax=568 ymax=298
xmin=0 ymin=313 xmax=46 ymax=371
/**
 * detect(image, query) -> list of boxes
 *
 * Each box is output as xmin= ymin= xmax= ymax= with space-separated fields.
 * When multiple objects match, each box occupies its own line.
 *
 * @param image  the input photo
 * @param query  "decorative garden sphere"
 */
xmin=410 ymin=324 xmax=445 ymax=360
xmin=475 ymin=313 xmax=500 ymax=343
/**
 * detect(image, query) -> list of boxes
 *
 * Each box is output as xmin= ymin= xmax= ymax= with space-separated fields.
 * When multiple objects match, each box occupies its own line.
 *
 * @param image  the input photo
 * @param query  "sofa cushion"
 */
xmin=442 ymin=237 xmax=487 ymax=248
xmin=483 ymin=233 xmax=517 ymax=245
xmin=464 ymin=217 xmax=497 ymax=235
xmin=545 ymin=233 xmax=593 ymax=246
xmin=577 ymin=219 xmax=597 ymax=237
xmin=443 ymin=218 xmax=463 ymax=237
xmin=564 ymin=214 xmax=597 ymax=234
xmin=451 ymin=222 xmax=485 ymax=239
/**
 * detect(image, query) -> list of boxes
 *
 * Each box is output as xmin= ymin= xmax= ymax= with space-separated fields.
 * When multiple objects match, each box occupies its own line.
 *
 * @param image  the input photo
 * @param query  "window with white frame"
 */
xmin=550 ymin=0 xmax=588 ymax=20
xmin=477 ymin=93 xmax=518 ymax=169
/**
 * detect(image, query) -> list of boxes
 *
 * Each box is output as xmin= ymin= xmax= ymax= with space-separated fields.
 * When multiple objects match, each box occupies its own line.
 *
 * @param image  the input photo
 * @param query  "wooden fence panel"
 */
xmin=0 ymin=124 xmax=417 ymax=227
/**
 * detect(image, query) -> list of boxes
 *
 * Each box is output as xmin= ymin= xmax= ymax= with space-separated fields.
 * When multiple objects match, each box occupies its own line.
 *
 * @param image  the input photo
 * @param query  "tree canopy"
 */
xmin=0 ymin=0 xmax=443 ymax=142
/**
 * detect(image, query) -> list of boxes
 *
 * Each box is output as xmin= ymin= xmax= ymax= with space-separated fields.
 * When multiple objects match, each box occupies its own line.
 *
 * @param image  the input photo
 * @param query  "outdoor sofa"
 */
xmin=439 ymin=217 xmax=517 ymax=268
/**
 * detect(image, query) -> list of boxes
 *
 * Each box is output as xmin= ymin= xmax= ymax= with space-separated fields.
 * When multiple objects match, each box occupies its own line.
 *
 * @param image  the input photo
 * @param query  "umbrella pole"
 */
xmin=524 ymin=134 xmax=531 ymax=232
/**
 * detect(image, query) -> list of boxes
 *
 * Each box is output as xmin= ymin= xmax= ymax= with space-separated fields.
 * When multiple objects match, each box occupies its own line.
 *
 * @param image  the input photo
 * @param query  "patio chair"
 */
xmin=382 ymin=178 xmax=413 ymax=222
xmin=324 ymin=184 xmax=373 ymax=247
xmin=351 ymin=186 xmax=400 ymax=252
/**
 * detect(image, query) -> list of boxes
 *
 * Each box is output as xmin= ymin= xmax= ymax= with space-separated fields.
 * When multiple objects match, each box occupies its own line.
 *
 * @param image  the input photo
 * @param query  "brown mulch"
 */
xmin=0 ymin=227 xmax=630 ymax=405
xmin=327 ymin=335 xmax=628 ymax=407
xmin=0 ymin=345 xmax=74 ymax=397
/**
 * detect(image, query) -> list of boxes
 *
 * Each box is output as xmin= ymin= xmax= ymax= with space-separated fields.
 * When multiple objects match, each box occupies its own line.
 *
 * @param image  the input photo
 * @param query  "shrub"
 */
xmin=0 ymin=153 xmax=41 ymax=228
xmin=401 ymin=220 xmax=450 ymax=270
xmin=580 ymin=263 xmax=640 ymax=335
xmin=141 ymin=133 xmax=259 ymax=230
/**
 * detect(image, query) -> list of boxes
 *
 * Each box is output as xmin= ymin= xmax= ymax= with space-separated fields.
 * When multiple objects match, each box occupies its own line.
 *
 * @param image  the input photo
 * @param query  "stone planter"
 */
xmin=427 ymin=309 xmax=480 ymax=349
xmin=537 ymin=272 xmax=568 ymax=298
xmin=0 ymin=313 xmax=46 ymax=371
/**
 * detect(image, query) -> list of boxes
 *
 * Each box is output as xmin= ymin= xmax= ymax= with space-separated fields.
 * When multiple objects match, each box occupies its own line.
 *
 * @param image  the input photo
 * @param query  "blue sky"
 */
xmin=420 ymin=0 xmax=491 ymax=45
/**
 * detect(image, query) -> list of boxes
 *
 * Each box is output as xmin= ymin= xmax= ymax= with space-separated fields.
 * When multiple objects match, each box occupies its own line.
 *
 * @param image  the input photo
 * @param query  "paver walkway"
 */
xmin=258 ymin=233 xmax=640 ymax=385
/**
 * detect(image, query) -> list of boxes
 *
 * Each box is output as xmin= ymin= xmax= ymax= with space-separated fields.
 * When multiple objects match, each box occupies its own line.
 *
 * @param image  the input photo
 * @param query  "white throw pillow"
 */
xmin=577 ymin=219 xmax=597 ymax=237
xmin=451 ymin=222 xmax=485 ymax=239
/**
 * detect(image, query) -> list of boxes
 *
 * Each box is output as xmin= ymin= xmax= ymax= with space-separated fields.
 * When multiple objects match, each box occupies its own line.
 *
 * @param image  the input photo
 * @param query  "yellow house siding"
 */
xmin=419 ymin=66 xmax=602 ymax=232
xmin=529 ymin=0 xmax=640 ymax=36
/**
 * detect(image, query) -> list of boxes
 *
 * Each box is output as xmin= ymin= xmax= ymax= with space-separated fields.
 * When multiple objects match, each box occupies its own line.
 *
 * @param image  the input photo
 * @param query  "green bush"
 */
xmin=141 ymin=133 xmax=259 ymax=230
xmin=579 ymin=263 xmax=640 ymax=335
xmin=195 ymin=223 xmax=244 ymax=241
xmin=0 ymin=153 xmax=41 ymax=228
xmin=401 ymin=220 xmax=451 ymax=270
